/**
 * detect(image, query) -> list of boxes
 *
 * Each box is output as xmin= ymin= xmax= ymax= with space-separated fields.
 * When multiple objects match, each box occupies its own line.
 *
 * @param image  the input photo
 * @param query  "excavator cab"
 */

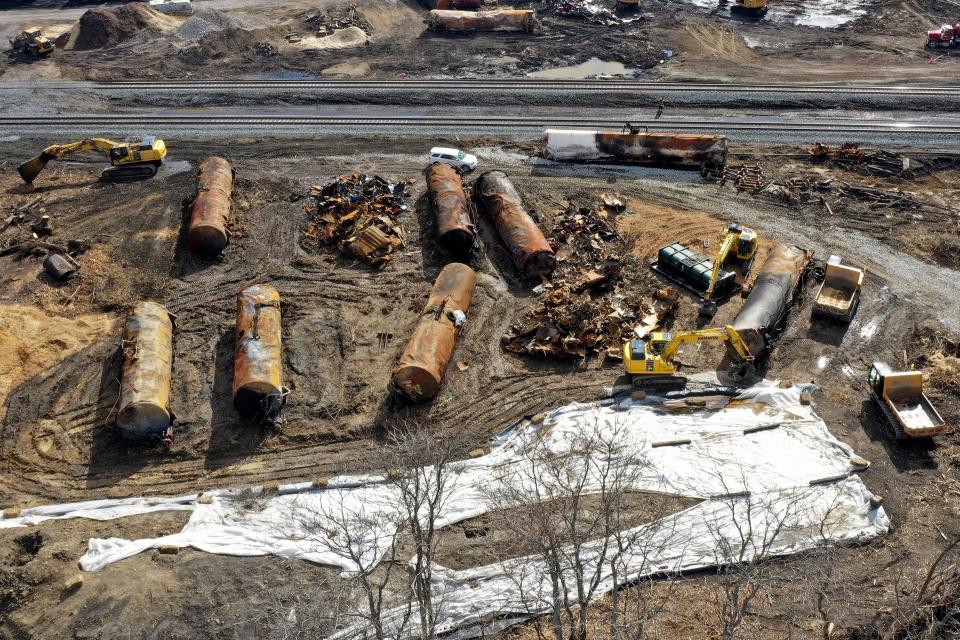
xmin=734 ymin=225 xmax=758 ymax=260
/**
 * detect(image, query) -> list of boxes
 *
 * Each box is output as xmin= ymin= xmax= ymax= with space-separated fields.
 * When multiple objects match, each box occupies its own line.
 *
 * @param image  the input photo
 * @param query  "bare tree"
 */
xmin=483 ymin=412 xmax=660 ymax=640
xmin=702 ymin=466 xmax=812 ymax=640
xmin=287 ymin=487 xmax=412 ymax=640
xmin=252 ymin=560 xmax=353 ymax=640
xmin=384 ymin=426 xmax=459 ymax=640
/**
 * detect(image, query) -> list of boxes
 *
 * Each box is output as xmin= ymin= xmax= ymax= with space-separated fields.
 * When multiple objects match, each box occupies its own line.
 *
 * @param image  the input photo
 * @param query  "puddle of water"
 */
xmin=246 ymin=71 xmax=317 ymax=80
xmin=528 ymin=58 xmax=630 ymax=80
xmin=156 ymin=159 xmax=192 ymax=179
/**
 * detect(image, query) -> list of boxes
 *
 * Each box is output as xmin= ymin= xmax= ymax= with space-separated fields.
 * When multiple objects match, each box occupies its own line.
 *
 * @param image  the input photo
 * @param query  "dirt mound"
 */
xmin=175 ymin=9 xmax=244 ymax=41
xmin=297 ymin=27 xmax=370 ymax=51
xmin=70 ymin=4 xmax=180 ymax=51
xmin=0 ymin=305 xmax=115 ymax=420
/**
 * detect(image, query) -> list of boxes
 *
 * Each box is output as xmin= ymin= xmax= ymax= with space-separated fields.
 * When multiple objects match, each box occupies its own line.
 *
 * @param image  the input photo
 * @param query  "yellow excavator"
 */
xmin=18 ymin=136 xmax=168 ymax=184
xmin=699 ymin=223 xmax=759 ymax=317
xmin=623 ymin=325 xmax=755 ymax=387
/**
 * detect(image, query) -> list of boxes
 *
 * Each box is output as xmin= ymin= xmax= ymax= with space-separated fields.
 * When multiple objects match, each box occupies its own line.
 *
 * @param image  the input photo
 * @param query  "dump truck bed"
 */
xmin=813 ymin=263 xmax=862 ymax=321
xmin=874 ymin=369 xmax=947 ymax=438
xmin=887 ymin=395 xmax=945 ymax=436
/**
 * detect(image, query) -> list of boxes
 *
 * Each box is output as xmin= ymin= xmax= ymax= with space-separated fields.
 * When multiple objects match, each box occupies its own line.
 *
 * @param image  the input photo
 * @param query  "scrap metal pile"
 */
xmin=502 ymin=199 xmax=679 ymax=359
xmin=298 ymin=5 xmax=373 ymax=34
xmin=809 ymin=142 xmax=960 ymax=178
xmin=301 ymin=174 xmax=409 ymax=268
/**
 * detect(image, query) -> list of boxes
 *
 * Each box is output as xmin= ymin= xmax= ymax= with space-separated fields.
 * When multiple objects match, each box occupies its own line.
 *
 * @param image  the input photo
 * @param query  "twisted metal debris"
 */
xmin=301 ymin=174 xmax=409 ymax=268
xmin=501 ymin=201 xmax=679 ymax=359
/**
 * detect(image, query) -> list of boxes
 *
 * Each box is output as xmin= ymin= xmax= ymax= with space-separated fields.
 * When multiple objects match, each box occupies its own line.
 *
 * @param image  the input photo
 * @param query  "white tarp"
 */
xmin=0 ymin=384 xmax=887 ymax=638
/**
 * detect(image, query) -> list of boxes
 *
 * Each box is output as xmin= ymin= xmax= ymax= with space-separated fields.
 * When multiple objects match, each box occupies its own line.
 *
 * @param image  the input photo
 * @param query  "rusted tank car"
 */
xmin=421 ymin=0 xmax=482 ymax=9
xmin=426 ymin=162 xmax=475 ymax=258
xmin=424 ymin=9 xmax=541 ymax=33
xmin=233 ymin=284 xmax=287 ymax=423
xmin=473 ymin=170 xmax=555 ymax=277
xmin=542 ymin=129 xmax=728 ymax=169
xmin=188 ymin=156 xmax=233 ymax=255
xmin=117 ymin=302 xmax=174 ymax=444
xmin=733 ymin=244 xmax=813 ymax=358
xmin=393 ymin=263 xmax=476 ymax=402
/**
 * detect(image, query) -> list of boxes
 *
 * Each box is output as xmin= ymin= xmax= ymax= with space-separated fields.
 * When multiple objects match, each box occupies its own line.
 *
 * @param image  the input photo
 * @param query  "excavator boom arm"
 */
xmin=704 ymin=231 xmax=737 ymax=301
xmin=44 ymin=138 xmax=119 ymax=160
xmin=659 ymin=326 xmax=754 ymax=362
xmin=20 ymin=138 xmax=121 ymax=184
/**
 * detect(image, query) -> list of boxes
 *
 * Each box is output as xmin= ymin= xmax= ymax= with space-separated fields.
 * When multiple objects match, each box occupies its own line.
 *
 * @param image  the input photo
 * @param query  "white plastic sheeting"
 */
xmin=0 ymin=385 xmax=887 ymax=637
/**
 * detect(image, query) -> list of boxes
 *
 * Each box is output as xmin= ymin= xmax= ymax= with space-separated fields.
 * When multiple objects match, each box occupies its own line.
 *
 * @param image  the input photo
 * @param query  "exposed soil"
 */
xmin=0 ymin=135 xmax=958 ymax=639
xmin=4 ymin=0 xmax=959 ymax=82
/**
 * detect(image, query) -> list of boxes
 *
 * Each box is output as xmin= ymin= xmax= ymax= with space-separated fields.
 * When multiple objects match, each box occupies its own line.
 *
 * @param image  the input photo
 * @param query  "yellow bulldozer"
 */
xmin=623 ymin=325 xmax=755 ymax=388
xmin=18 ymin=137 xmax=168 ymax=184
xmin=9 ymin=28 xmax=54 ymax=57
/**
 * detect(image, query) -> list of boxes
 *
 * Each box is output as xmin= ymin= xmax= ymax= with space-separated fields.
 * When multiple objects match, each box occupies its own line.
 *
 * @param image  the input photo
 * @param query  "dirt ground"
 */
xmin=3 ymin=0 xmax=960 ymax=82
xmin=1 ymin=135 xmax=959 ymax=638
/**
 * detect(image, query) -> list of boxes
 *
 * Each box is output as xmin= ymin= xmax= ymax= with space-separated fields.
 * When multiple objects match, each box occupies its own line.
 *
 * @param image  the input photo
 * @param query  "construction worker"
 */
xmin=655 ymin=98 xmax=665 ymax=119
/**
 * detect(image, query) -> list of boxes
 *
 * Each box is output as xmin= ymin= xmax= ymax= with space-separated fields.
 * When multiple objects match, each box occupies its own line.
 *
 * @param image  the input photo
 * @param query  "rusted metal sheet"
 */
xmin=189 ymin=156 xmax=233 ymax=255
xmin=733 ymin=244 xmax=813 ymax=358
xmin=393 ymin=263 xmax=477 ymax=401
xmin=426 ymin=162 xmax=475 ymax=258
xmin=424 ymin=9 xmax=541 ymax=32
xmin=543 ymin=129 xmax=728 ymax=169
xmin=117 ymin=301 xmax=174 ymax=444
xmin=474 ymin=170 xmax=555 ymax=277
xmin=233 ymin=284 xmax=286 ymax=423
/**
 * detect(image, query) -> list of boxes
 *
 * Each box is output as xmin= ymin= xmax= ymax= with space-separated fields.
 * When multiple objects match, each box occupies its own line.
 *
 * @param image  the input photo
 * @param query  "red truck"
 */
xmin=927 ymin=23 xmax=960 ymax=48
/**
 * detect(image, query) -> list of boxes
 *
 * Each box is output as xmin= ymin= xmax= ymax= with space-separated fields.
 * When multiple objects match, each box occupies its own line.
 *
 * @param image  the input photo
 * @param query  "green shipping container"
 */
xmin=656 ymin=243 xmax=736 ymax=297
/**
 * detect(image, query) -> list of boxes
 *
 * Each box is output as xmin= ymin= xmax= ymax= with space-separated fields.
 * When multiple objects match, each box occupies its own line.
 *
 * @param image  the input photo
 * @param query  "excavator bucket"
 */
xmin=18 ymin=154 xmax=49 ymax=184
xmin=698 ymin=299 xmax=719 ymax=317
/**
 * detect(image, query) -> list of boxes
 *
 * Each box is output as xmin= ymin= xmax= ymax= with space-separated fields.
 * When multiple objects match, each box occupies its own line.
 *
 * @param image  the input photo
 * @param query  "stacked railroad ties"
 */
xmin=116 ymin=158 xmax=286 ymax=444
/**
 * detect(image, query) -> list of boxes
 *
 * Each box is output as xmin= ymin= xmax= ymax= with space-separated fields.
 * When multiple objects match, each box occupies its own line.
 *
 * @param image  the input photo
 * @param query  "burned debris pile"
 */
xmin=501 ymin=199 xmax=678 ymax=359
xmin=300 ymin=174 xmax=409 ymax=268
xmin=298 ymin=5 xmax=374 ymax=35
xmin=2 ymin=195 xmax=89 ymax=281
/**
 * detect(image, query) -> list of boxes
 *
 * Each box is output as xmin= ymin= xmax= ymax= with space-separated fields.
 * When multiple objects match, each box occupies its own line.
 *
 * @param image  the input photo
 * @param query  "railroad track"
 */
xmin=2 ymin=114 xmax=959 ymax=134
xmin=7 ymin=80 xmax=960 ymax=96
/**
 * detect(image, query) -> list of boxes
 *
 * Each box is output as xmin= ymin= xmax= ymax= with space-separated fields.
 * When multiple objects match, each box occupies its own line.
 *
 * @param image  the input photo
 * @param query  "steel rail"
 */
xmin=2 ymin=115 xmax=958 ymax=133
xmin=6 ymin=80 xmax=960 ymax=96
xmin=71 ymin=80 xmax=960 ymax=96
